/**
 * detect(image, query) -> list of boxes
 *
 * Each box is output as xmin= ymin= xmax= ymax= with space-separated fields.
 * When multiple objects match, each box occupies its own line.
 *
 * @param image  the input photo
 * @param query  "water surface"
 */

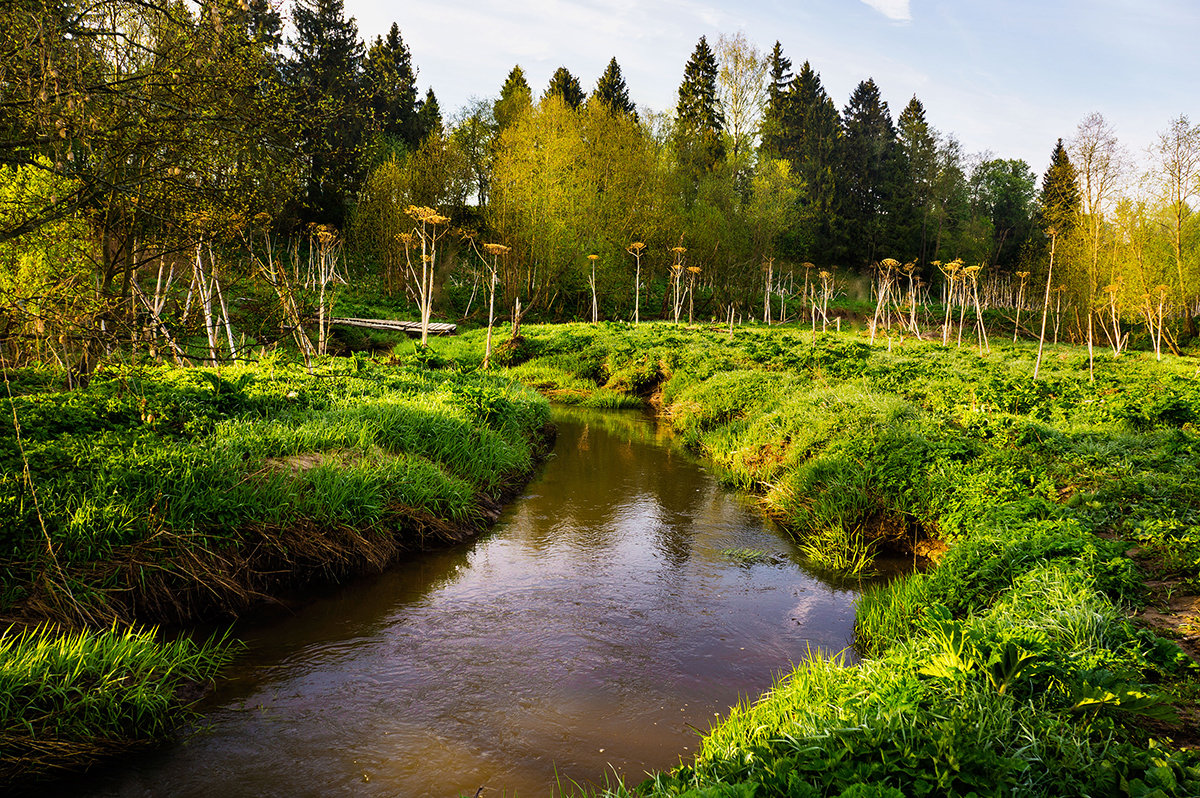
xmin=76 ymin=407 xmax=859 ymax=797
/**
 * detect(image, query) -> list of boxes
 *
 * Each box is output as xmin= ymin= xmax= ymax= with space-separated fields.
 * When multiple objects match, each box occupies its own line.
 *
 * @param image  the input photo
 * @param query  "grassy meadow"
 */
xmin=420 ymin=320 xmax=1200 ymax=797
xmin=5 ymin=314 xmax=1200 ymax=792
xmin=0 ymin=352 xmax=552 ymax=779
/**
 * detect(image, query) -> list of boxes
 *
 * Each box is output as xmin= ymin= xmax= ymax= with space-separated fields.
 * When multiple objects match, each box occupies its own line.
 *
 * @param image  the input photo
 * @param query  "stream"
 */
xmin=74 ymin=407 xmax=862 ymax=797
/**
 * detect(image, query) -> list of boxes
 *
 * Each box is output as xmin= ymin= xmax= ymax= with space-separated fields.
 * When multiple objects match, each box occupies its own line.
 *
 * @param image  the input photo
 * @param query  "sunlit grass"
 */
xmin=0 ymin=623 xmax=234 ymax=780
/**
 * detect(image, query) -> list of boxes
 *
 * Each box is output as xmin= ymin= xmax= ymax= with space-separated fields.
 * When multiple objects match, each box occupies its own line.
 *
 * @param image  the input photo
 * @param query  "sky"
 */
xmin=337 ymin=0 xmax=1199 ymax=176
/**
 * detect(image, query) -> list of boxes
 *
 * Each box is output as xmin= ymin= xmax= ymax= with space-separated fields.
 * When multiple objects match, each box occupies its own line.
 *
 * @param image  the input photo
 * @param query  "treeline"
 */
xmin=3 ymin=0 xmax=1199 ymax=379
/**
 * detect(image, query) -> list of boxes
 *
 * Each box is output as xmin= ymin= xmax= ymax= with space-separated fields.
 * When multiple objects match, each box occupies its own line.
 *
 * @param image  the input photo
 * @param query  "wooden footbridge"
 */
xmin=331 ymin=317 xmax=457 ymax=336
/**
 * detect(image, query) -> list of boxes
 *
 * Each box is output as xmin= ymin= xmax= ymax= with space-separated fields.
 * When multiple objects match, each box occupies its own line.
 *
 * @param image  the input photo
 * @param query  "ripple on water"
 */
xmin=69 ymin=408 xmax=865 ymax=798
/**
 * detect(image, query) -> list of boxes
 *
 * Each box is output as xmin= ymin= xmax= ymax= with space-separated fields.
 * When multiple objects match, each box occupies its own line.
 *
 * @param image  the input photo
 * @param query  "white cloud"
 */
xmin=860 ymin=0 xmax=911 ymax=21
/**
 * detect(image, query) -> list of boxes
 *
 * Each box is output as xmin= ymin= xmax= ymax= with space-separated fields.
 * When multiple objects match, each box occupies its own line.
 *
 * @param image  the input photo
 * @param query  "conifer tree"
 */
xmin=363 ymin=23 xmax=420 ymax=150
xmin=494 ymin=65 xmax=533 ymax=130
xmin=416 ymin=87 xmax=443 ymax=141
xmin=759 ymin=41 xmax=793 ymax=159
xmin=777 ymin=62 xmax=841 ymax=263
xmin=544 ymin=66 xmax=585 ymax=109
xmin=836 ymin=78 xmax=899 ymax=265
xmin=896 ymin=96 xmax=938 ymax=264
xmin=592 ymin=57 xmax=635 ymax=116
xmin=287 ymin=0 xmax=368 ymax=225
xmin=242 ymin=0 xmax=283 ymax=48
xmin=674 ymin=36 xmax=725 ymax=176
xmin=1038 ymin=138 xmax=1080 ymax=234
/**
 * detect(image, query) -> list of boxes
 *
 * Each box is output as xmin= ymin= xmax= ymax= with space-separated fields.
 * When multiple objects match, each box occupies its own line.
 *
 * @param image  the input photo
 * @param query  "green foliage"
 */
xmin=592 ymin=57 xmax=636 ymax=116
xmin=474 ymin=323 xmax=1200 ymax=798
xmin=0 ymin=623 xmax=234 ymax=780
xmin=288 ymin=0 xmax=369 ymax=225
xmin=674 ymin=36 xmax=725 ymax=175
xmin=544 ymin=66 xmax=585 ymax=109
xmin=363 ymin=22 xmax=420 ymax=150
xmin=0 ymin=357 xmax=551 ymax=584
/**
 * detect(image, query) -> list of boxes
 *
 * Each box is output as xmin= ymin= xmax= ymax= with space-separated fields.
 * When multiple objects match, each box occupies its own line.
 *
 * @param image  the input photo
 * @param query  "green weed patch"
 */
xmin=440 ymin=322 xmax=1200 ymax=797
xmin=0 ymin=355 xmax=551 ymax=779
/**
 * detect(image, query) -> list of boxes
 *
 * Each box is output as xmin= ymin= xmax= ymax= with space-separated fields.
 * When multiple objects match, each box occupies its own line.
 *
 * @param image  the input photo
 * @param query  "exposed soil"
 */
xmin=2 ymin=423 xmax=556 ymax=631
xmin=1126 ymin=546 xmax=1200 ymax=750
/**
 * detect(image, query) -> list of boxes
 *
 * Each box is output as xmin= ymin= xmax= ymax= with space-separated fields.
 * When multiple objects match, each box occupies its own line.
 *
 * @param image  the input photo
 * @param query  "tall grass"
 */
xmin=2 ymin=358 xmax=551 ymax=577
xmin=459 ymin=323 xmax=1200 ymax=797
xmin=0 ymin=355 xmax=553 ymax=779
xmin=0 ymin=623 xmax=234 ymax=780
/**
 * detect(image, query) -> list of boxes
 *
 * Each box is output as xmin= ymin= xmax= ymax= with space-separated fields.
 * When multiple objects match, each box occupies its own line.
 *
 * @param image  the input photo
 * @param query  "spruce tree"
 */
xmin=363 ymin=22 xmax=420 ymax=150
xmin=286 ymin=0 xmax=368 ymax=225
xmin=544 ymin=66 xmax=585 ymax=109
xmin=674 ymin=36 xmax=725 ymax=176
xmin=759 ymin=41 xmax=793 ymax=159
xmin=494 ymin=65 xmax=532 ymax=130
xmin=592 ymin=57 xmax=635 ymax=116
xmin=896 ymin=96 xmax=937 ymax=264
xmin=776 ymin=62 xmax=841 ymax=263
xmin=415 ymin=87 xmax=442 ymax=141
xmin=1038 ymin=138 xmax=1080 ymax=234
xmin=837 ymin=78 xmax=899 ymax=265
xmin=243 ymin=0 xmax=283 ymax=48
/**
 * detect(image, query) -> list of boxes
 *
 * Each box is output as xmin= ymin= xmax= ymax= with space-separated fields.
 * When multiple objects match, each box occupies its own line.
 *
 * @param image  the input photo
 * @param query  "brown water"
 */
xmin=74 ymin=407 xmax=860 ymax=798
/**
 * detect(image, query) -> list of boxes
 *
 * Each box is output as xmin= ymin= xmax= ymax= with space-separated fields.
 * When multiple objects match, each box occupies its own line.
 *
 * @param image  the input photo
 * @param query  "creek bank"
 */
xmin=0 ymin=358 xmax=553 ymax=782
xmin=455 ymin=322 xmax=1200 ymax=796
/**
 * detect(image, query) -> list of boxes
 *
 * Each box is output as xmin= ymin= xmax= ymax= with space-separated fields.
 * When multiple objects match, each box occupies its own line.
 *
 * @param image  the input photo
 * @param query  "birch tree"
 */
xmin=1070 ymin=113 xmax=1128 ymax=370
xmin=1149 ymin=114 xmax=1200 ymax=342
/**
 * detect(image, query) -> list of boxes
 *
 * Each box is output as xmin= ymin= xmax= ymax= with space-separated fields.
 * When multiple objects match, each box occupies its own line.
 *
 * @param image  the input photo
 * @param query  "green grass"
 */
xmin=0 ymin=623 xmax=234 ymax=780
xmin=425 ymin=322 xmax=1200 ymax=797
xmin=1 ymin=358 xmax=551 ymax=580
xmin=0 ymin=353 xmax=553 ymax=780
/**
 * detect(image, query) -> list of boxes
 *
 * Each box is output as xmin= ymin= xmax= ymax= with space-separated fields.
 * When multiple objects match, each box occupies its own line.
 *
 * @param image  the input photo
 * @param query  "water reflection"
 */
xmin=69 ymin=407 xmax=859 ymax=798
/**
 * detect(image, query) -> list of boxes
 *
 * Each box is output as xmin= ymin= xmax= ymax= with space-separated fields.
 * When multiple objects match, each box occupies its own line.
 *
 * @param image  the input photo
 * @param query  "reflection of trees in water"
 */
xmin=551 ymin=406 xmax=664 ymax=446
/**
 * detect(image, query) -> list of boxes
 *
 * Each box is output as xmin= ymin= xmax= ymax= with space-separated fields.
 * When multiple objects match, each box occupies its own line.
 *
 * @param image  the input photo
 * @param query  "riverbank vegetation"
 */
xmin=0 ymin=357 xmax=551 ymax=778
xmin=6 ymin=2 xmax=1200 ymax=386
xmin=423 ymin=321 xmax=1200 ymax=796
xmin=6 ymin=1 xmax=1200 ymax=791
xmin=0 ymin=625 xmax=233 ymax=781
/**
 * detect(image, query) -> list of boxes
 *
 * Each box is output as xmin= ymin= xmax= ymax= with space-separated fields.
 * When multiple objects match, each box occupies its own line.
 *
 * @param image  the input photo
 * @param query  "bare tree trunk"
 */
xmin=209 ymin=242 xmax=237 ymax=361
xmin=194 ymin=242 xmax=219 ymax=366
xmin=763 ymin=259 xmax=772 ymax=324
xmin=1034 ymin=233 xmax=1056 ymax=380
xmin=484 ymin=266 xmax=497 ymax=368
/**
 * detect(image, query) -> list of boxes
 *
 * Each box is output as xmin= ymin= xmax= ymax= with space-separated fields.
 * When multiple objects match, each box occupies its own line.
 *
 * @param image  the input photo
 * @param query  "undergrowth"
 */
xmin=0 ymin=353 xmax=551 ymax=779
xmin=426 ymin=322 xmax=1200 ymax=797
xmin=0 ymin=623 xmax=234 ymax=781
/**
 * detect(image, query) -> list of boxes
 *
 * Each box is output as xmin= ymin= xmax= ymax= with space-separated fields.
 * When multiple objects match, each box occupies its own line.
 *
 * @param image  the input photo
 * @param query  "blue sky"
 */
xmin=343 ymin=0 xmax=1199 ymax=175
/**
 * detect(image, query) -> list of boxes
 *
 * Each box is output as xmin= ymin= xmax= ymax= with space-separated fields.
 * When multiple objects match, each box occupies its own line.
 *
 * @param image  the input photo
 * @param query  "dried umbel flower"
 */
xmin=406 ymin=205 xmax=449 ymax=225
xmin=627 ymin=241 xmax=646 ymax=254
xmin=483 ymin=243 xmax=510 ymax=256
xmin=671 ymin=246 xmax=686 ymax=255
xmin=879 ymin=258 xmax=901 ymax=270
xmin=687 ymin=266 xmax=701 ymax=274
xmin=588 ymin=254 xmax=599 ymax=262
